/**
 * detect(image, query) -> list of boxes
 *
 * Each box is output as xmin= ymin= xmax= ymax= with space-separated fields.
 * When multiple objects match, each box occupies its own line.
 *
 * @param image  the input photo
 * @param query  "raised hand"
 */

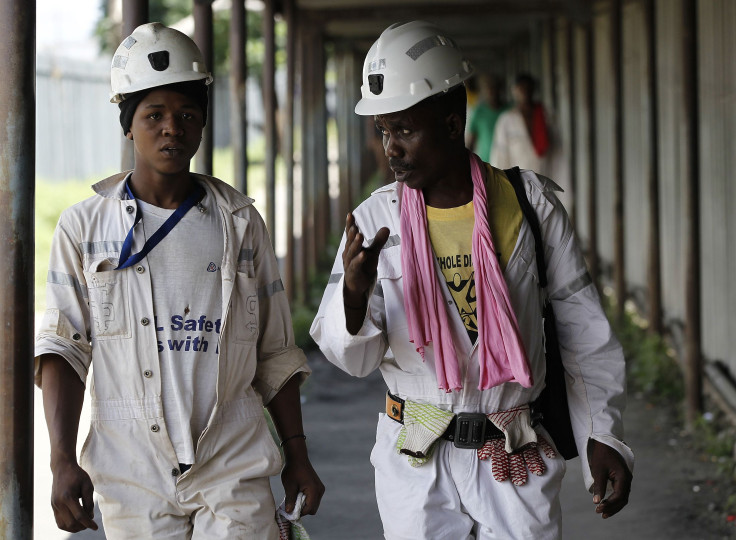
xmin=342 ymin=213 xmax=389 ymax=334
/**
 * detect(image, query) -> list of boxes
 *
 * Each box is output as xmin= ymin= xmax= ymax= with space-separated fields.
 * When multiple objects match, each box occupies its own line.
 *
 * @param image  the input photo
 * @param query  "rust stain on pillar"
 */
xmin=120 ymin=0 xmax=149 ymax=171
xmin=194 ymin=0 xmax=214 ymax=176
xmin=0 ymin=0 xmax=36 ymax=538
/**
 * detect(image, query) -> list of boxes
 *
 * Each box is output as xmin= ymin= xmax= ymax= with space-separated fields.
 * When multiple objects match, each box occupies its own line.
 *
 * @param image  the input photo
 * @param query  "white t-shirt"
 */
xmin=137 ymin=183 xmax=223 ymax=465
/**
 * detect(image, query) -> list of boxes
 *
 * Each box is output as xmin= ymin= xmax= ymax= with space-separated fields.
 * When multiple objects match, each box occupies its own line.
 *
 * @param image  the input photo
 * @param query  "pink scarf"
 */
xmin=400 ymin=152 xmax=534 ymax=391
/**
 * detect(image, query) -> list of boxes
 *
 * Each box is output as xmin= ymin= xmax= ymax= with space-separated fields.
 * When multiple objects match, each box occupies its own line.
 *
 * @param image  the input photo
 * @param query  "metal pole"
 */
xmin=645 ymin=0 xmax=663 ymax=335
xmin=230 ymin=0 xmax=248 ymax=194
xmin=263 ymin=0 xmax=277 ymax=242
xmin=611 ymin=0 xmax=626 ymax=322
xmin=302 ymin=24 xmax=319 ymax=304
xmin=585 ymin=20 xmax=600 ymax=292
xmin=121 ymin=0 xmax=149 ymax=172
xmin=0 ymin=1 xmax=35 ymax=537
xmin=298 ymin=24 xmax=314 ymax=305
xmin=284 ymin=0 xmax=296 ymax=301
xmin=194 ymin=0 xmax=214 ymax=176
xmin=566 ymin=20 xmax=577 ymax=226
xmin=548 ymin=18 xmax=559 ymax=117
xmin=314 ymin=31 xmax=330 ymax=253
xmin=682 ymin=0 xmax=702 ymax=427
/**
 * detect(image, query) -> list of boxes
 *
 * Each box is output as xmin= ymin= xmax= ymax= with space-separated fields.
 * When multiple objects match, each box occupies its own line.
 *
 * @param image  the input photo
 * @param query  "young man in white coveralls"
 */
xmin=35 ymin=23 xmax=323 ymax=538
xmin=311 ymin=20 xmax=633 ymax=539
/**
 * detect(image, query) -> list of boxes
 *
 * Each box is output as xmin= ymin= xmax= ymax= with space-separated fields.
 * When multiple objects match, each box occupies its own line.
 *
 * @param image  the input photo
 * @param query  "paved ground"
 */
xmin=34 ymin=351 xmax=736 ymax=539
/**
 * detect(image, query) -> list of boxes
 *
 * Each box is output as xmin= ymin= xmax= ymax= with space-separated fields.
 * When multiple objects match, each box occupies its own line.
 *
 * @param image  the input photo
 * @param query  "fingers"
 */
xmin=300 ymin=482 xmax=325 ymax=515
xmin=368 ymin=227 xmax=391 ymax=252
xmin=538 ymin=436 xmax=557 ymax=459
xmin=508 ymin=452 xmax=528 ymax=486
xmin=490 ymin=439 xmax=510 ymax=482
xmin=522 ymin=446 xmax=546 ymax=476
xmin=595 ymin=468 xmax=632 ymax=519
xmin=52 ymin=492 xmax=98 ymax=532
xmin=82 ymin=480 xmax=96 ymax=522
xmin=284 ymin=486 xmax=298 ymax=514
xmin=591 ymin=468 xmax=608 ymax=506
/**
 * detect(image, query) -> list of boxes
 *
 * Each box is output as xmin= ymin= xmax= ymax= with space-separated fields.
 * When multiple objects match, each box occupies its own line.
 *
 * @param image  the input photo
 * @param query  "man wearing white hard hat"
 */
xmin=311 ymin=20 xmax=632 ymax=538
xmin=36 ymin=22 xmax=323 ymax=538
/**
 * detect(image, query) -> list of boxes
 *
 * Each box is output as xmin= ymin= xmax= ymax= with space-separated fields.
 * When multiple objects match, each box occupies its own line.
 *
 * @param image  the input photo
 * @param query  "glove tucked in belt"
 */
xmin=386 ymin=392 xmax=555 ymax=482
xmin=387 ymin=391 xmax=505 ymax=453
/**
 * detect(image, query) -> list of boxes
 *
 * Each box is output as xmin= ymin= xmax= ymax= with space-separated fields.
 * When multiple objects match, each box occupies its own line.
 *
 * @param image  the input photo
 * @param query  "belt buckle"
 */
xmin=453 ymin=413 xmax=487 ymax=449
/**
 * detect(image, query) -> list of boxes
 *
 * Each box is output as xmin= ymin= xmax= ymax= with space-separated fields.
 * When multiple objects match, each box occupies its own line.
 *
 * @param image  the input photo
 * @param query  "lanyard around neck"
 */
xmin=116 ymin=180 xmax=205 ymax=270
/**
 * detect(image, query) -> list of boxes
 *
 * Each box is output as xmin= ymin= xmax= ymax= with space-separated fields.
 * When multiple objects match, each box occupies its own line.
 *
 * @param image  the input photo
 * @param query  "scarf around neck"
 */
xmin=400 ymin=152 xmax=534 ymax=392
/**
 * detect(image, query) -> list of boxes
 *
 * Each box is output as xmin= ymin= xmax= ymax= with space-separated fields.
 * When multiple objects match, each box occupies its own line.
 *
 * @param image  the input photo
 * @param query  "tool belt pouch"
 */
xmin=397 ymin=400 xmax=454 ymax=459
xmin=487 ymin=405 xmax=539 ymax=453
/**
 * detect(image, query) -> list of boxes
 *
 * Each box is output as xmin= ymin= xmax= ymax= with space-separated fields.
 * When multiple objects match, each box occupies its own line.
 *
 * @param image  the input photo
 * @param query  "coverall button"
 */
xmin=150 ymin=424 xmax=160 ymax=433
xmin=171 ymin=468 xmax=180 ymax=477
xmin=126 ymin=205 xmax=134 ymax=214
xmin=72 ymin=333 xmax=81 ymax=341
xmin=143 ymin=370 xmax=153 ymax=378
xmin=140 ymin=317 xmax=150 ymax=326
xmin=135 ymin=265 xmax=145 ymax=274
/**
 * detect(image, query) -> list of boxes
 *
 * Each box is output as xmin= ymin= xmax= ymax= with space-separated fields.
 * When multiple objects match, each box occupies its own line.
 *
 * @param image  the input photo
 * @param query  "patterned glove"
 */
xmin=486 ymin=405 xmax=538 ymax=453
xmin=478 ymin=436 xmax=557 ymax=486
xmin=276 ymin=492 xmax=310 ymax=540
xmin=396 ymin=401 xmax=455 ymax=460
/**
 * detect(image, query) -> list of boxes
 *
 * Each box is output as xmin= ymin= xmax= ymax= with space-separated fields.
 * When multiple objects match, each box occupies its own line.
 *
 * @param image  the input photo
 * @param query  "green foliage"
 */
xmin=604 ymin=295 xmax=684 ymax=405
xmin=691 ymin=412 xmax=736 ymax=483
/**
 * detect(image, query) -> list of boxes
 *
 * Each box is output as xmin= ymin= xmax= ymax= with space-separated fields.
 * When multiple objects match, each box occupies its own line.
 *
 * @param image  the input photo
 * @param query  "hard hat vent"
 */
xmin=148 ymin=51 xmax=170 ymax=71
xmin=109 ymin=22 xmax=212 ymax=103
xmin=406 ymin=35 xmax=455 ymax=61
xmin=354 ymin=20 xmax=474 ymax=116
xmin=369 ymin=74 xmax=384 ymax=95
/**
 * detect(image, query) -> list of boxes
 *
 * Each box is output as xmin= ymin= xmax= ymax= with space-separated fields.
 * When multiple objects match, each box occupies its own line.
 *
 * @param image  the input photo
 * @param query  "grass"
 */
xmin=604 ymin=290 xmax=736 ymax=487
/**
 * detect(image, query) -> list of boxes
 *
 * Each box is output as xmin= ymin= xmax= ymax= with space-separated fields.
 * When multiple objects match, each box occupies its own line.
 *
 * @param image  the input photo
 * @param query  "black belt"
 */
xmin=386 ymin=391 xmax=504 ymax=449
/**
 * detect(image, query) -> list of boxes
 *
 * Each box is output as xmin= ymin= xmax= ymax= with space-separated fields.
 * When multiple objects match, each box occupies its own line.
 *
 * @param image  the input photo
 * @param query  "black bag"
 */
xmin=504 ymin=167 xmax=579 ymax=460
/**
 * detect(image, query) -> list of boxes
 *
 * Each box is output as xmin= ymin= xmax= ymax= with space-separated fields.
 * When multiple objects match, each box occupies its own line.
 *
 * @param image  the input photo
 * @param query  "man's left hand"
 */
xmin=280 ymin=448 xmax=325 ymax=516
xmin=588 ymin=439 xmax=632 ymax=518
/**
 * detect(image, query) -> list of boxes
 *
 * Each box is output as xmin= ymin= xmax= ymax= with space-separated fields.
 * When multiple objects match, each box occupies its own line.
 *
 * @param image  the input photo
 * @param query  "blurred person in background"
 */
xmin=467 ymin=72 xmax=507 ymax=162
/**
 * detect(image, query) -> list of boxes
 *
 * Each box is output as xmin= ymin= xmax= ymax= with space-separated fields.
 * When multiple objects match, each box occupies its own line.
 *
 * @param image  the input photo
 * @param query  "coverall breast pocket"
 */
xmin=232 ymin=270 xmax=259 ymax=343
xmin=376 ymin=246 xmax=407 ymax=332
xmin=84 ymin=259 xmax=130 ymax=340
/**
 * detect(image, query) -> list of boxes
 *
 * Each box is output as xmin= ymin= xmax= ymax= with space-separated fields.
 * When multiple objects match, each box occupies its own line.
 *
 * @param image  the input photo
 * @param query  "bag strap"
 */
xmin=503 ymin=167 xmax=548 ymax=289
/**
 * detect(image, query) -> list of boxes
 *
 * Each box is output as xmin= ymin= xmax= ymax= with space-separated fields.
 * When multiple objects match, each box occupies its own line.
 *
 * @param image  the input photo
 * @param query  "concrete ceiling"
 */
xmin=292 ymin=0 xmax=591 ymax=70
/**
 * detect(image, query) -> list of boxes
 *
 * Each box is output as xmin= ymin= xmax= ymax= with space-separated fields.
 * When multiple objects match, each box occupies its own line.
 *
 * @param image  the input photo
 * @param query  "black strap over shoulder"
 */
xmin=504 ymin=167 xmax=547 ymax=289
xmin=503 ymin=166 xmax=578 ymax=460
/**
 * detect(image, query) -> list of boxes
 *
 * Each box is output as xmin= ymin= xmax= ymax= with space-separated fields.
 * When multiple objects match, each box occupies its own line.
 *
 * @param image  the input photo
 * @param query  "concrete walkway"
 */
xmin=33 ymin=351 xmax=735 ymax=539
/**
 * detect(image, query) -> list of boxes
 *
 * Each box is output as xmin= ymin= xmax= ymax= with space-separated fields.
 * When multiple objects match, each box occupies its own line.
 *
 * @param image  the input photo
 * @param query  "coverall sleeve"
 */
xmin=531 ymin=173 xmax=634 ymax=491
xmin=34 ymin=214 xmax=93 ymax=387
xmin=249 ymin=210 xmax=309 ymax=404
xmin=310 ymin=231 xmax=389 ymax=378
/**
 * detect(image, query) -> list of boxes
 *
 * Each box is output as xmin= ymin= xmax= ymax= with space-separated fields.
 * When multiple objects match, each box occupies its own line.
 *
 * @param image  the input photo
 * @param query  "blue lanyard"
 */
xmin=116 ymin=180 xmax=205 ymax=270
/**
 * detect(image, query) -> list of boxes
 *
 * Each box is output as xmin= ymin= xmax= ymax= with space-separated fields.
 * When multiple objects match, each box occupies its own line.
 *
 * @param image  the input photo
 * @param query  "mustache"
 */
xmin=388 ymin=158 xmax=414 ymax=170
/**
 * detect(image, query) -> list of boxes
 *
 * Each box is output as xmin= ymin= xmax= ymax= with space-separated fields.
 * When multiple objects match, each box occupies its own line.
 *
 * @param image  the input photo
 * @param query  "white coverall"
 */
xmin=310 ymin=166 xmax=634 ymax=539
xmin=35 ymin=172 xmax=308 ymax=539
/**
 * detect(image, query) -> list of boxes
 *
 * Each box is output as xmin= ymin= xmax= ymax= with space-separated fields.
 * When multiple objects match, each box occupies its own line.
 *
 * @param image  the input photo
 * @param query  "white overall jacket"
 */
xmin=311 ymin=166 xmax=633 ymax=490
xmin=35 ymin=172 xmax=308 ymax=507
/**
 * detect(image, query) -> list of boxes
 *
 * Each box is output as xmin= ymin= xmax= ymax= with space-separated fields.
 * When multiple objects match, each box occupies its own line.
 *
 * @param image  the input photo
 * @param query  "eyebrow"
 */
xmin=142 ymin=103 xmax=199 ymax=110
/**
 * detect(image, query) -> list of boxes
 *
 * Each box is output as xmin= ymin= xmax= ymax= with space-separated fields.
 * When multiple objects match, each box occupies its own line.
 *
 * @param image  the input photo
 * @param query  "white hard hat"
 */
xmin=110 ymin=22 xmax=213 ymax=103
xmin=355 ymin=20 xmax=474 ymax=116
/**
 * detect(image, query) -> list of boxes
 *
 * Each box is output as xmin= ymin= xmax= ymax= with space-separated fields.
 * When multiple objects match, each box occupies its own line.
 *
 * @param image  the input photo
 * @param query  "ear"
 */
xmin=126 ymin=131 xmax=133 ymax=140
xmin=445 ymin=112 xmax=464 ymax=141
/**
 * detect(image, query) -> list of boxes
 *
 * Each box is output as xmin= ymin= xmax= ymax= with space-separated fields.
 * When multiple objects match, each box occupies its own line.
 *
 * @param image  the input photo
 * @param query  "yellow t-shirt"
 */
xmin=426 ymin=167 xmax=523 ymax=342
